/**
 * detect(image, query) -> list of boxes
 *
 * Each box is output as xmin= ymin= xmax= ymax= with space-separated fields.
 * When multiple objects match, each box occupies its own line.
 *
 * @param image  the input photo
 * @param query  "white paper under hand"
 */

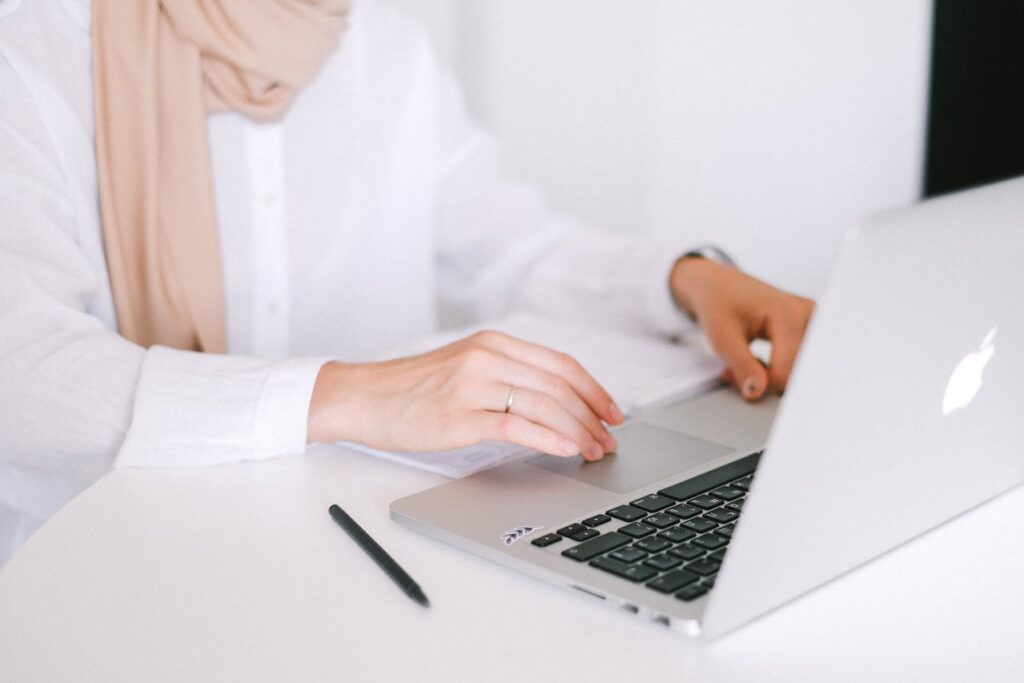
xmin=339 ymin=313 xmax=723 ymax=478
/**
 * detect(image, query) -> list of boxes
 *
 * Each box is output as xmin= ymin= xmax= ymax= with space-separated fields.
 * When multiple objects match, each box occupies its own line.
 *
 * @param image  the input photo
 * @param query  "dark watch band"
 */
xmin=681 ymin=245 xmax=737 ymax=269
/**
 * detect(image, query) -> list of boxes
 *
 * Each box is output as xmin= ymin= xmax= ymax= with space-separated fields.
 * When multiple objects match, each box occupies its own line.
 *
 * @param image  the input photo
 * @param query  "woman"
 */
xmin=0 ymin=0 xmax=814 ymax=564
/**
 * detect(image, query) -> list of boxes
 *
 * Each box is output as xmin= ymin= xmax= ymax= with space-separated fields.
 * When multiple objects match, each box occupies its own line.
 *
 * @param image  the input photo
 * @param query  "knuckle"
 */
xmin=557 ymin=352 xmax=582 ymax=373
xmin=782 ymin=296 xmax=810 ymax=324
xmin=470 ymin=329 xmax=500 ymax=346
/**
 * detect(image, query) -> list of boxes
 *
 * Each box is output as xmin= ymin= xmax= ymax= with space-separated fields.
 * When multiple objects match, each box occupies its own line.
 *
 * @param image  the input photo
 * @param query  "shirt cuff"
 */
xmin=115 ymin=346 xmax=330 ymax=468
xmin=637 ymin=248 xmax=699 ymax=338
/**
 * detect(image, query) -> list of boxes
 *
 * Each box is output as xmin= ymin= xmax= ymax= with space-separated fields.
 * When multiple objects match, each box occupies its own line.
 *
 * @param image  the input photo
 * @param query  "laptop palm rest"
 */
xmin=526 ymin=423 xmax=734 ymax=495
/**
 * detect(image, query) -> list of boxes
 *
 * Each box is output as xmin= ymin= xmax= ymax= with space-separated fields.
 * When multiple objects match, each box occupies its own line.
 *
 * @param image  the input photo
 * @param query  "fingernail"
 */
xmin=743 ymin=377 xmax=759 ymax=397
xmin=608 ymin=402 xmax=624 ymax=424
xmin=601 ymin=433 xmax=618 ymax=452
xmin=559 ymin=439 xmax=580 ymax=456
xmin=591 ymin=444 xmax=605 ymax=460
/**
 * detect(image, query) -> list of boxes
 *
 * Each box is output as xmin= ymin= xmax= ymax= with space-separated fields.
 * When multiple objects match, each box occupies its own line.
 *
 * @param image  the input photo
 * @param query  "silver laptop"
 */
xmin=391 ymin=178 xmax=1024 ymax=637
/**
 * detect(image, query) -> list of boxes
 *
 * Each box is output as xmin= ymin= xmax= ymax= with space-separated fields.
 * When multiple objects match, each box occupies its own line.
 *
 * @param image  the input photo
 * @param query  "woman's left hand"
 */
xmin=670 ymin=256 xmax=816 ymax=401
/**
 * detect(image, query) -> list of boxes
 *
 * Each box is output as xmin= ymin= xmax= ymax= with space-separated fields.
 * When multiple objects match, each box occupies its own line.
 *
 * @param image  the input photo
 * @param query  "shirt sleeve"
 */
xmin=430 ymin=58 xmax=697 ymax=340
xmin=115 ymin=349 xmax=327 ymax=468
xmin=0 ymin=56 xmax=327 ymax=479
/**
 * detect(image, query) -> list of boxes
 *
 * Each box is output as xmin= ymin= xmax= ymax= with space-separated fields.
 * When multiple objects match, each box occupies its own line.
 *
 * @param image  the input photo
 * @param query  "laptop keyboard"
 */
xmin=531 ymin=451 xmax=760 ymax=603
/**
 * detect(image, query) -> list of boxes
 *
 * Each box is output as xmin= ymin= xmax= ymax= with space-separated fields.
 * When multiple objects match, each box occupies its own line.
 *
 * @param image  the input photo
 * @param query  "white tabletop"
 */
xmin=2 ymin=443 xmax=1022 ymax=682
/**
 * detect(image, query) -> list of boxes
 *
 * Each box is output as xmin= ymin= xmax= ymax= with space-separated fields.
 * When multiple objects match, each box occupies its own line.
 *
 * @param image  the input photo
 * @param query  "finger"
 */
xmin=464 ymin=348 xmax=614 ymax=448
xmin=490 ymin=383 xmax=607 ymax=461
xmin=470 ymin=331 xmax=623 ymax=425
xmin=465 ymin=345 xmax=616 ymax=451
xmin=467 ymin=411 xmax=581 ymax=458
xmin=764 ymin=315 xmax=802 ymax=392
xmin=703 ymin=316 xmax=769 ymax=401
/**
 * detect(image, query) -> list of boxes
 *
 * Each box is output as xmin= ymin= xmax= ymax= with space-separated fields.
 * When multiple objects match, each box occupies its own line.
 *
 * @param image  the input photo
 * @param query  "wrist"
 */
xmin=670 ymin=255 xmax=717 ymax=318
xmin=307 ymin=361 xmax=364 ymax=444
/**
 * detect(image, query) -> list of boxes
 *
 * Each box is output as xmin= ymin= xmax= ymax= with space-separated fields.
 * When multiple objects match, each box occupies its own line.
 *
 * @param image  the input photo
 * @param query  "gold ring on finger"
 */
xmin=504 ymin=385 xmax=519 ymax=414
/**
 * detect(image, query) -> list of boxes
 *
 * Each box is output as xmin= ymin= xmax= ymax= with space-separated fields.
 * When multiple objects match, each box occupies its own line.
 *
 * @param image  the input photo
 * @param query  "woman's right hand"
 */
xmin=306 ymin=331 xmax=624 ymax=461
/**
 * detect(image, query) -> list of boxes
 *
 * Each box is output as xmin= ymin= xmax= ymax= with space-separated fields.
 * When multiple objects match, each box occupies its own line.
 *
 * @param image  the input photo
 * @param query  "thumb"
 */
xmin=704 ymin=317 xmax=768 ymax=401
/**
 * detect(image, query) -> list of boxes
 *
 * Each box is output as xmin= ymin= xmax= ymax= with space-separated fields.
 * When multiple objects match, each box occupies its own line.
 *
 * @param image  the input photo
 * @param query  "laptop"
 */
xmin=390 ymin=178 xmax=1024 ymax=637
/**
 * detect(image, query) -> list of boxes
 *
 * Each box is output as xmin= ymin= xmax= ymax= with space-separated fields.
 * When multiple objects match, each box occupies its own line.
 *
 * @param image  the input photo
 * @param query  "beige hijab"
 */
xmin=93 ymin=0 xmax=350 ymax=352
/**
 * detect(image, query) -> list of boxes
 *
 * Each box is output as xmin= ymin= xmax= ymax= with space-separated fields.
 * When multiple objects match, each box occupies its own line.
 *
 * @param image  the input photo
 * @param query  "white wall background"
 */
xmin=383 ymin=0 xmax=933 ymax=297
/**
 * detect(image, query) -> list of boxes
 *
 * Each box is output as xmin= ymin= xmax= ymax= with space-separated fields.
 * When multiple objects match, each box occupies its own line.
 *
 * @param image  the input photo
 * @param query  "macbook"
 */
xmin=391 ymin=178 xmax=1024 ymax=637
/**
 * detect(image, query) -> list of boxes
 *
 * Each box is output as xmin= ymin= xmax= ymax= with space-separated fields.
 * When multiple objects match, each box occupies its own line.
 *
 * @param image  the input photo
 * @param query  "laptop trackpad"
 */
xmin=526 ymin=423 xmax=734 ymax=495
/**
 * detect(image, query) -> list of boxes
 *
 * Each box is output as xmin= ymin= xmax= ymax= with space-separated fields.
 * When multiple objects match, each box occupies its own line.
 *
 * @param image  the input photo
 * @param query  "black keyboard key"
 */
xmin=561 ymin=532 xmax=630 ymax=562
xmin=591 ymin=556 xmax=658 ymax=582
xmin=531 ymin=533 xmax=562 ymax=548
xmin=659 ymin=527 xmax=696 ymax=544
xmin=666 ymin=504 xmax=700 ymax=519
xmin=634 ymin=536 xmax=671 ymax=553
xmin=582 ymin=514 xmax=612 ymax=528
xmin=643 ymin=513 xmax=677 ymax=529
xmin=630 ymin=494 xmax=674 ymax=513
xmin=648 ymin=569 xmax=700 ymax=594
xmin=675 ymin=584 xmax=709 ymax=602
xmin=693 ymin=534 xmax=728 ymax=551
xmin=725 ymin=498 xmax=745 ymax=512
xmin=688 ymin=561 xmax=720 ymax=577
xmin=732 ymin=475 xmax=754 ymax=492
xmin=606 ymin=505 xmax=646 ymax=522
xmin=618 ymin=522 xmax=656 ymax=539
xmin=687 ymin=558 xmax=721 ymax=576
xmin=704 ymin=509 xmax=739 ymax=524
xmin=558 ymin=523 xmax=586 ymax=538
xmin=708 ymin=548 xmax=727 ymax=562
xmin=710 ymin=486 xmax=744 ymax=501
xmin=681 ymin=517 xmax=717 ymax=533
xmin=608 ymin=546 xmax=647 ymax=564
xmin=702 ymin=575 xmax=717 ymax=589
xmin=643 ymin=554 xmax=683 ymax=571
xmin=668 ymin=544 xmax=704 ymax=561
xmin=688 ymin=494 xmax=722 ymax=510
xmin=715 ymin=523 xmax=736 ymax=539
xmin=659 ymin=452 xmax=761 ymax=501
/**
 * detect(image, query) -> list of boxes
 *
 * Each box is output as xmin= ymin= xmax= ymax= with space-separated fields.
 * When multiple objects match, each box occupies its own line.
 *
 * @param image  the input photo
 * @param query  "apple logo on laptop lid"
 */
xmin=943 ymin=327 xmax=997 ymax=416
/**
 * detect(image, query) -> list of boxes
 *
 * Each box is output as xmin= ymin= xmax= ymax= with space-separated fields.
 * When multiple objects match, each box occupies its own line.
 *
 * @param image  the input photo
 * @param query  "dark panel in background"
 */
xmin=924 ymin=1 xmax=1024 ymax=197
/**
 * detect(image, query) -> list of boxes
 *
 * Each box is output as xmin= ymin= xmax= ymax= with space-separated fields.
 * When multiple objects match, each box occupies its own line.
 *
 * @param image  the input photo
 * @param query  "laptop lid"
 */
xmin=702 ymin=177 xmax=1024 ymax=637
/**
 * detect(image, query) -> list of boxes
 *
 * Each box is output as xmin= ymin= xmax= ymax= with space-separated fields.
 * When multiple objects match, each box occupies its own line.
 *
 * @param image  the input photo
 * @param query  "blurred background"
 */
xmin=382 ymin=0 xmax=1023 ymax=299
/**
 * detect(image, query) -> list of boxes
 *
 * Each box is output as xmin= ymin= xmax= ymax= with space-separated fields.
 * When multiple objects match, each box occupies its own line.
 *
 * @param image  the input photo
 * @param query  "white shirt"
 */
xmin=0 ymin=0 xmax=694 ymax=564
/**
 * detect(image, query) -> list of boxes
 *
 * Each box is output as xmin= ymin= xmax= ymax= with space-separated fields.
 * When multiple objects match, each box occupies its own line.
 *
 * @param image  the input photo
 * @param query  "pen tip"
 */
xmin=410 ymin=587 xmax=430 ymax=608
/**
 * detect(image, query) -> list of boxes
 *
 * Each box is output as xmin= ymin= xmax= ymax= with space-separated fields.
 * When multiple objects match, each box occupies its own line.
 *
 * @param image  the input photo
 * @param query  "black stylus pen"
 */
xmin=328 ymin=504 xmax=430 ymax=607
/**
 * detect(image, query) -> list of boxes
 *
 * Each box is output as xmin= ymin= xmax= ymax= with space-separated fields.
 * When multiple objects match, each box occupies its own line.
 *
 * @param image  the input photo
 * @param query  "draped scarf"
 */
xmin=93 ymin=0 xmax=350 ymax=351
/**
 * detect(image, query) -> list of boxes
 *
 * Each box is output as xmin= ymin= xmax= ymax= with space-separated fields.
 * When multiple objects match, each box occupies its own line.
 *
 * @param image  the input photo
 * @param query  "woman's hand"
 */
xmin=307 ymin=331 xmax=624 ymax=460
xmin=671 ymin=256 xmax=815 ymax=401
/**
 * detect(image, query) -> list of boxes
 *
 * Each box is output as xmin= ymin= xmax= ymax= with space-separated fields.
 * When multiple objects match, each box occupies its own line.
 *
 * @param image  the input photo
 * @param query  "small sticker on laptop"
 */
xmin=501 ymin=526 xmax=542 ymax=546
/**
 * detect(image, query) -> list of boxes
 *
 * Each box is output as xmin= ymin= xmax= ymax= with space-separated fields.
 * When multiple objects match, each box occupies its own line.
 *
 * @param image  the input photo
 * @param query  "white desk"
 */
xmin=2 ymin=443 xmax=1023 ymax=682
